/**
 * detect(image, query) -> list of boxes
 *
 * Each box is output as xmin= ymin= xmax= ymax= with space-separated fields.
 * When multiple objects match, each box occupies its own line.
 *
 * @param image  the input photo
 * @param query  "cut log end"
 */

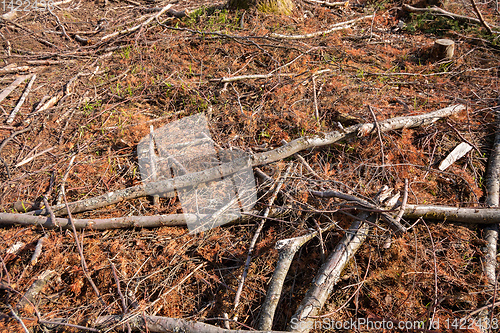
xmin=433 ymin=39 xmax=455 ymax=60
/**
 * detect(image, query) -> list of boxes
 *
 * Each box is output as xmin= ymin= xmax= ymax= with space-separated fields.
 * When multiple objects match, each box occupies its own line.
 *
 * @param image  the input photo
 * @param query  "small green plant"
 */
xmin=82 ymin=100 xmax=102 ymax=115
xmin=120 ymin=46 xmax=132 ymax=60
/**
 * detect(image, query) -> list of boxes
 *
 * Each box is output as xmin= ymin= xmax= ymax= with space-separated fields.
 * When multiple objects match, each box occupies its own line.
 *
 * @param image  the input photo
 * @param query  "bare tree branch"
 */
xmin=31 ymin=104 xmax=465 ymax=217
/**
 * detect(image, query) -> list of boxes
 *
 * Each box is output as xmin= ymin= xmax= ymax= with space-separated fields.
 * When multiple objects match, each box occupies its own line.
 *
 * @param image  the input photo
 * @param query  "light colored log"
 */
xmin=94 ymin=314 xmax=288 ymax=333
xmin=288 ymin=214 xmax=371 ymax=333
xmin=404 ymin=205 xmax=500 ymax=223
xmin=32 ymin=104 xmax=465 ymax=217
xmin=258 ymin=224 xmax=336 ymax=330
xmin=0 ymin=75 xmax=31 ymax=104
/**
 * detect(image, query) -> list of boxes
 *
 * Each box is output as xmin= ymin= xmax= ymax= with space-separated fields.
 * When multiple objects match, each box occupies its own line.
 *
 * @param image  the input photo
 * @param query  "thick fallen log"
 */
xmin=403 ymin=205 xmax=500 ymax=223
xmin=0 ymin=213 xmax=216 ymax=230
xmin=288 ymin=214 xmax=371 ymax=333
xmin=483 ymin=104 xmax=500 ymax=284
xmin=94 ymin=315 xmax=287 ymax=333
xmin=5 ymin=204 xmax=499 ymax=230
xmin=31 ymin=104 xmax=465 ymax=217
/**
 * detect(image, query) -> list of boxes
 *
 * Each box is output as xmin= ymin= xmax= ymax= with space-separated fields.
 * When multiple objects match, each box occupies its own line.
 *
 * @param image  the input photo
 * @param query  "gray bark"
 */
xmin=32 ymin=104 xmax=465 ymax=217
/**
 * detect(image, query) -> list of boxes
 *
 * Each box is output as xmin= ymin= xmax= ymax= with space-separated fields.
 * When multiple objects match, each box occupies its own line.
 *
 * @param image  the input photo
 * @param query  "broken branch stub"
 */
xmin=137 ymin=113 xmax=257 ymax=234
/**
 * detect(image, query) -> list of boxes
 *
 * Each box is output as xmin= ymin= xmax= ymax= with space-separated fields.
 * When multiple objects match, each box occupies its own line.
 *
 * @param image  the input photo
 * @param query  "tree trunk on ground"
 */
xmin=228 ymin=0 xmax=294 ymax=15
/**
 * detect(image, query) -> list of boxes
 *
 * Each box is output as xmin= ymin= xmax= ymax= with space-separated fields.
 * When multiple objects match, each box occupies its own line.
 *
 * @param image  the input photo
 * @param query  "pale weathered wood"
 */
xmin=288 ymin=214 xmax=371 ymax=333
xmin=32 ymin=104 xmax=465 ymax=217
xmin=94 ymin=314 xmax=288 ymax=333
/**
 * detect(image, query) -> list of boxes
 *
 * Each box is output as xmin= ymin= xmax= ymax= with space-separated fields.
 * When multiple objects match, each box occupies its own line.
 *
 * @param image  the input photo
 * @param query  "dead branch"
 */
xmin=234 ymin=164 xmax=292 ymax=311
xmin=6 ymin=74 xmax=36 ymax=124
xmin=0 ymin=66 xmax=30 ymax=75
xmin=0 ymin=212 xmax=213 ymax=230
xmin=212 ymin=73 xmax=295 ymax=83
xmin=288 ymin=213 xmax=371 ymax=333
xmin=14 ymin=147 xmax=54 ymax=167
xmin=483 ymin=102 xmax=500 ymax=289
xmin=258 ymin=223 xmax=336 ymax=330
xmin=8 ymin=305 xmax=29 ymax=333
xmin=270 ymin=15 xmax=373 ymax=39
xmin=402 ymin=4 xmax=500 ymax=30
xmin=470 ymin=0 xmax=493 ymax=34
xmin=395 ymin=179 xmax=408 ymax=224
xmin=36 ymin=74 xmax=79 ymax=114
xmin=63 ymin=192 xmax=103 ymax=304
xmin=310 ymin=189 xmax=407 ymax=234
xmin=16 ymin=270 xmax=56 ymax=311
xmin=403 ymin=205 xmax=500 ymax=223
xmin=0 ymin=75 xmax=31 ymax=104
xmin=95 ymin=314 xmax=288 ymax=333
xmin=31 ymin=104 xmax=465 ymax=217
xmin=30 ymin=236 xmax=47 ymax=266
xmin=100 ymin=4 xmax=173 ymax=41
xmin=302 ymin=0 xmax=349 ymax=8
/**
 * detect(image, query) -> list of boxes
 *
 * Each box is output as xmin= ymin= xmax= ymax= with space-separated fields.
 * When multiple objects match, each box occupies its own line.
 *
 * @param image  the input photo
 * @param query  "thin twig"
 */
xmin=367 ymin=105 xmax=385 ymax=166
xmin=270 ymin=15 xmax=373 ymax=39
xmin=110 ymin=260 xmax=131 ymax=333
xmin=63 ymin=190 xmax=104 ymax=305
xmin=312 ymin=76 xmax=319 ymax=125
xmin=234 ymin=164 xmax=293 ymax=311
xmin=7 ymin=305 xmax=29 ymax=333
xmin=100 ymin=4 xmax=172 ymax=41
xmin=14 ymin=147 xmax=54 ymax=168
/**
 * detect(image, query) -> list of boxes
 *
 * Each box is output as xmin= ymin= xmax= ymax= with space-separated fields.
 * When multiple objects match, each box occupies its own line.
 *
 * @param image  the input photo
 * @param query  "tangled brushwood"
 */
xmin=0 ymin=0 xmax=499 ymax=332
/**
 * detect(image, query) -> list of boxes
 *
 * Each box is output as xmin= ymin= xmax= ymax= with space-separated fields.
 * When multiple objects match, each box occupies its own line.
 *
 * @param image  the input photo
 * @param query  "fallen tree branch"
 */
xmin=270 ymin=15 xmax=373 ymax=40
xmin=4 ymin=204 xmax=499 ymax=230
xmin=484 ymin=100 xmax=500 ymax=275
xmin=234 ymin=164 xmax=292 ymax=311
xmin=403 ymin=205 xmax=500 ymax=223
xmin=258 ymin=223 xmax=337 ymax=330
xmin=0 ymin=66 xmax=30 ymax=75
xmin=470 ymin=0 xmax=493 ymax=34
xmin=32 ymin=104 xmax=465 ymax=217
xmin=479 ymin=100 xmax=500 ymax=328
xmin=302 ymin=0 xmax=349 ymax=8
xmin=0 ymin=212 xmax=210 ymax=229
xmin=16 ymin=270 xmax=56 ymax=311
xmin=310 ymin=189 xmax=407 ymax=234
xmin=100 ymin=4 xmax=172 ymax=41
xmin=6 ymin=74 xmax=36 ymax=124
xmin=0 ymin=75 xmax=32 ymax=104
xmin=94 ymin=314 xmax=288 ymax=333
xmin=402 ymin=4 xmax=500 ymax=30
xmin=288 ymin=213 xmax=371 ymax=333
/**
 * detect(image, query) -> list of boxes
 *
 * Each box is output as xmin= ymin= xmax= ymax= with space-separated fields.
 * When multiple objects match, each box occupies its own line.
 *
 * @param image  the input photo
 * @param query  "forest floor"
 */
xmin=0 ymin=0 xmax=499 ymax=332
